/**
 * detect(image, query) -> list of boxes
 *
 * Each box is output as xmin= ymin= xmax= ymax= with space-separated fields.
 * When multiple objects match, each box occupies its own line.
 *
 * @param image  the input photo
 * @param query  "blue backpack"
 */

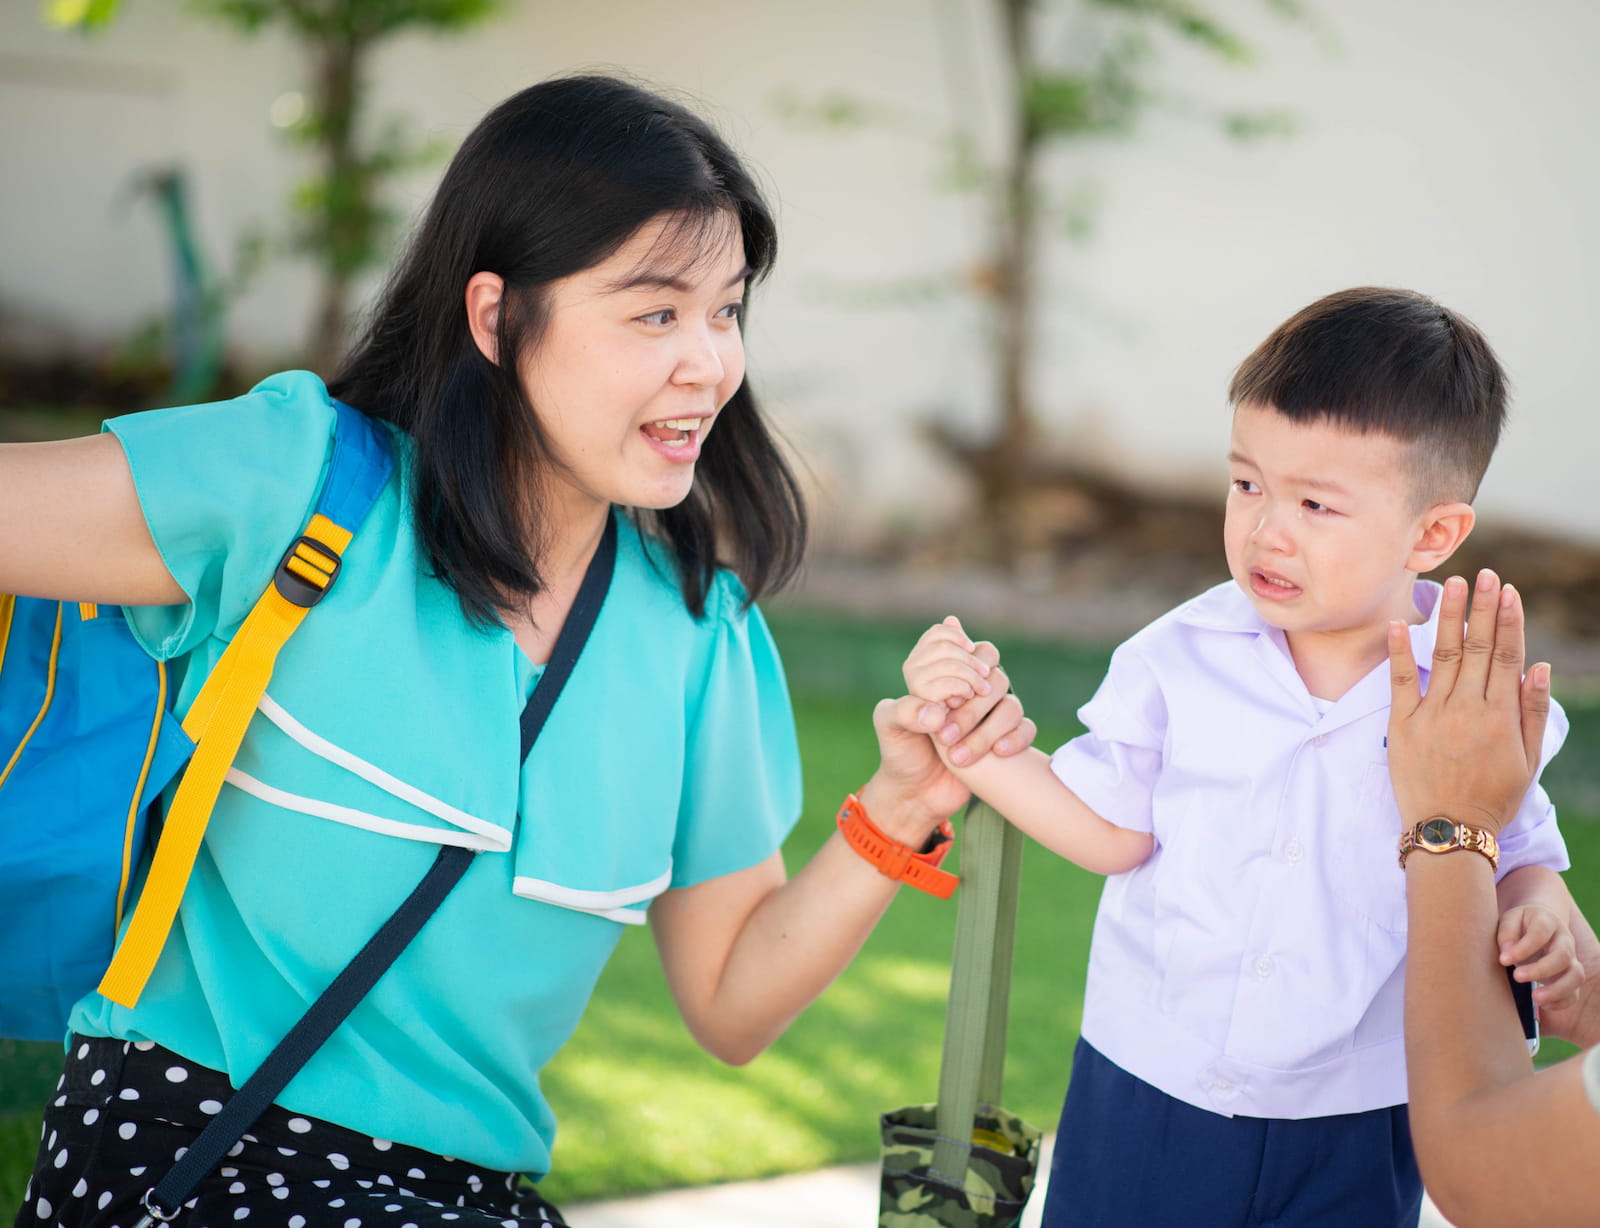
xmin=0 ymin=399 xmax=392 ymax=1041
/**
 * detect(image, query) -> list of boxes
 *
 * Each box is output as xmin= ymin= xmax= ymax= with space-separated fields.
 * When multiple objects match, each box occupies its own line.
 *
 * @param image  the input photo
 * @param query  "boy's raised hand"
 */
xmin=903 ymin=616 xmax=1013 ymax=765
xmin=1499 ymin=903 xmax=1584 ymax=1012
xmin=904 ymin=615 xmax=994 ymax=704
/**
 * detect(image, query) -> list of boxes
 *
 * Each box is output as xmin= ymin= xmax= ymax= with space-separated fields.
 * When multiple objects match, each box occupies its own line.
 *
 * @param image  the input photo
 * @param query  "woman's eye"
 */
xmin=717 ymin=300 xmax=744 ymax=321
xmin=637 ymin=308 xmax=676 ymax=327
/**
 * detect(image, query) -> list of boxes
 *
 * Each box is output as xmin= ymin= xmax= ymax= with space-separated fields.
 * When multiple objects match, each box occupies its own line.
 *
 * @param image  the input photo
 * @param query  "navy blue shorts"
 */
xmin=1041 ymin=1037 xmax=1422 ymax=1228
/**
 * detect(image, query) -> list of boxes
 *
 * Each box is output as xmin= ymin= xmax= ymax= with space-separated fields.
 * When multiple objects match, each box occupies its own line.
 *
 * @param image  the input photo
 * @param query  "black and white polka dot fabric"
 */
xmin=17 ymin=1036 xmax=566 ymax=1228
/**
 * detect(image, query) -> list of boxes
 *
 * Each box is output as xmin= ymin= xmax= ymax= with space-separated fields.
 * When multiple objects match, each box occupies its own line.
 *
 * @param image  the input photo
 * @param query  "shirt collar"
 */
xmin=1177 ymin=578 xmax=1443 ymax=665
xmin=1177 ymin=578 xmax=1446 ymax=728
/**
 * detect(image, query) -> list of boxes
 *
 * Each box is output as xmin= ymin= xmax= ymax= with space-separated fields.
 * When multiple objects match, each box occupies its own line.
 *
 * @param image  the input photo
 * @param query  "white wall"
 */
xmin=1 ymin=1 xmax=1595 ymax=546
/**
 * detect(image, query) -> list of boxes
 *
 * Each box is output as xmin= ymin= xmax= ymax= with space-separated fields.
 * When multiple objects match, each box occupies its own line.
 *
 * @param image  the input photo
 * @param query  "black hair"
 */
xmin=330 ymin=74 xmax=806 ymax=622
xmin=1228 ymin=286 xmax=1507 ymax=503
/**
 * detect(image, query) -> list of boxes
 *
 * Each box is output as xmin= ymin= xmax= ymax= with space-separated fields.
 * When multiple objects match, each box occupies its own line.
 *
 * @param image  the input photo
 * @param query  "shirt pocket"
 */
xmin=1327 ymin=759 xmax=1409 ymax=934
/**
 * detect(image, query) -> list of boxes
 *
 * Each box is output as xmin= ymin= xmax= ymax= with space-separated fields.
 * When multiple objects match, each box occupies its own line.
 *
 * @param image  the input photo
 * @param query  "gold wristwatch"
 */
xmin=1398 ymin=816 xmax=1499 ymax=871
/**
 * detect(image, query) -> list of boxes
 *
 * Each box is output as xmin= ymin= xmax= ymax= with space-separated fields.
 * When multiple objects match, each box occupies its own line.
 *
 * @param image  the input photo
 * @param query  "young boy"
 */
xmin=903 ymin=287 xmax=1579 ymax=1227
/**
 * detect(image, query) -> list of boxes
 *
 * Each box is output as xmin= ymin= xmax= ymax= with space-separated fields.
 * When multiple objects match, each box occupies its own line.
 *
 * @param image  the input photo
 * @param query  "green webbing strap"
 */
xmin=931 ymin=799 xmax=1023 ymax=1181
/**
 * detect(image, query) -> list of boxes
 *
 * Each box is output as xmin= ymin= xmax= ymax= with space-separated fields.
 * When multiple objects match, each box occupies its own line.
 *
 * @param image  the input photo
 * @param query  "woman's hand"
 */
xmin=1387 ymin=570 xmax=1551 ymax=837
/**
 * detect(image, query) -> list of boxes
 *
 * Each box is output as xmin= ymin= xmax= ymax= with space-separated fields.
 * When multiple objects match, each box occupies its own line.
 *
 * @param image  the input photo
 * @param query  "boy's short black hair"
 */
xmin=1228 ymin=287 xmax=1507 ymax=504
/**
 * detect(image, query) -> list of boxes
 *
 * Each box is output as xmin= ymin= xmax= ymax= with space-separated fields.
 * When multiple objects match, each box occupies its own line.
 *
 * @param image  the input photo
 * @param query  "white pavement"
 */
xmin=565 ymin=1134 xmax=1455 ymax=1227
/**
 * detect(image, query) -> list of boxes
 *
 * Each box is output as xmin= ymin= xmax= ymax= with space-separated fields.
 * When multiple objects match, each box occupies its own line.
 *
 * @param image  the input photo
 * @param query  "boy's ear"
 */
xmin=1407 ymin=501 xmax=1476 ymax=573
xmin=464 ymin=271 xmax=504 ymax=365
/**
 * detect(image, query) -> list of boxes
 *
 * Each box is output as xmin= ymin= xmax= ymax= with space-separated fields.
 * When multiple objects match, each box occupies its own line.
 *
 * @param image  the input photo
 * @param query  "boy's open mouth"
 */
xmin=1250 ymin=569 xmax=1302 ymax=601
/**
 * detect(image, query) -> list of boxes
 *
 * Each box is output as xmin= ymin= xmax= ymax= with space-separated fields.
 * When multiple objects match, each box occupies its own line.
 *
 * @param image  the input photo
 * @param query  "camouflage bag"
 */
xmin=878 ymin=802 xmax=1042 ymax=1227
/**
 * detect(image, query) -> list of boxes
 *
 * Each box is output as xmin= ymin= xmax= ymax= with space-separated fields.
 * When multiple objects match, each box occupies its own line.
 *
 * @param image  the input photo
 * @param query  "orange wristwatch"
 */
xmin=836 ymin=790 xmax=959 ymax=899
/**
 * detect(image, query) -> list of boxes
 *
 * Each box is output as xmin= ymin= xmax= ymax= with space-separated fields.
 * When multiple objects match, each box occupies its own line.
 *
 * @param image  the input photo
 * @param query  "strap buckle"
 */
xmin=273 ymin=534 xmax=344 ymax=608
xmin=134 ymin=1187 xmax=181 ymax=1227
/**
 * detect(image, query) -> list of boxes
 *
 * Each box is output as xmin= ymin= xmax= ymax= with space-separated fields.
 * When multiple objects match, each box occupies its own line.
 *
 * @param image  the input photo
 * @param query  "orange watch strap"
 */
xmin=836 ymin=791 xmax=959 ymax=899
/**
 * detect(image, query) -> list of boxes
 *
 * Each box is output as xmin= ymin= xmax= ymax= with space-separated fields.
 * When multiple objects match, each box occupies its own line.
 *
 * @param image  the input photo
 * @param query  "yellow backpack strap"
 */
xmin=97 ymin=514 xmax=354 ymax=1007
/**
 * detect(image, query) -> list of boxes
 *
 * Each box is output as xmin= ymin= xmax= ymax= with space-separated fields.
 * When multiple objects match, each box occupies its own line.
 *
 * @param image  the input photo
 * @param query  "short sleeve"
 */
xmin=670 ymin=578 xmax=803 ymax=887
xmin=104 ymin=371 xmax=338 ymax=660
xmin=1049 ymin=641 xmax=1166 ymax=834
xmin=1497 ymin=696 xmax=1572 ymax=876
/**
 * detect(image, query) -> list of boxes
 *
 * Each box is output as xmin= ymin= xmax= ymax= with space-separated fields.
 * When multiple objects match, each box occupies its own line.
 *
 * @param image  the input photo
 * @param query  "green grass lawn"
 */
xmin=4 ymin=607 xmax=1600 ymax=1213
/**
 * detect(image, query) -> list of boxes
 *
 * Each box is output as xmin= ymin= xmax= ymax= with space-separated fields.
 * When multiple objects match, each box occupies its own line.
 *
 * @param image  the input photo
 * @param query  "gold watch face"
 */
xmin=1420 ymin=817 xmax=1457 ymax=847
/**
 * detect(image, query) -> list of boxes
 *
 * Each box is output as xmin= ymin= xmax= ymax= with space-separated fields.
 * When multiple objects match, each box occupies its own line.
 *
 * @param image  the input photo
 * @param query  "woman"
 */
xmin=4 ymin=75 xmax=1032 ymax=1227
xmin=1388 ymin=569 xmax=1600 ymax=1227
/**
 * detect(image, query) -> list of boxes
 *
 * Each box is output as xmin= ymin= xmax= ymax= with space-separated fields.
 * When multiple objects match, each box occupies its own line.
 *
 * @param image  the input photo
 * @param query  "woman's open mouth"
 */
xmin=643 ymin=418 xmax=701 ymax=447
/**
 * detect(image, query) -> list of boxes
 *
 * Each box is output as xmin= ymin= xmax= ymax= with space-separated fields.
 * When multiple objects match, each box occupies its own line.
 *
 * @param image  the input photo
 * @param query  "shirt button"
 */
xmin=1254 ymin=955 xmax=1275 ymax=978
xmin=1213 ymin=1077 xmax=1234 ymax=1093
xmin=1312 ymin=733 xmax=1329 ymax=747
xmin=1284 ymin=839 xmax=1304 ymax=863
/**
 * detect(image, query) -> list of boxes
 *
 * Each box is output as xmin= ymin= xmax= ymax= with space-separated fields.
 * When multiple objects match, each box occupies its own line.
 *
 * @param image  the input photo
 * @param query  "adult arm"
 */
xmin=650 ymin=665 xmax=1033 ymax=1065
xmin=0 ymin=435 xmax=182 ymax=604
xmin=1390 ymin=570 xmax=1600 ymax=1228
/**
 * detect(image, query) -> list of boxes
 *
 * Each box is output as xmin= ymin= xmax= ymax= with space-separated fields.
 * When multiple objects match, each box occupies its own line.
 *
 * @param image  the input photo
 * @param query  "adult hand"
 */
xmin=1387 ymin=570 xmax=1551 ymax=837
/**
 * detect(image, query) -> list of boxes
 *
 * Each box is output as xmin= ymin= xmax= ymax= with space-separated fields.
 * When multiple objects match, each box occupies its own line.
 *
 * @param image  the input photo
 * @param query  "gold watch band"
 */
xmin=1398 ymin=816 xmax=1500 ymax=872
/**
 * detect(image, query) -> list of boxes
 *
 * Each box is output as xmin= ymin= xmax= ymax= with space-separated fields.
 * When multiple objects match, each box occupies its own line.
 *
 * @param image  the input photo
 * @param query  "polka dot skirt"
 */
xmin=17 ymin=1035 xmax=566 ymax=1228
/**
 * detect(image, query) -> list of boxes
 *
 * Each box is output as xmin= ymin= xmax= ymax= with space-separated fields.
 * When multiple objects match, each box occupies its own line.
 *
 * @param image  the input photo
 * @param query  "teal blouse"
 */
xmin=69 ymin=371 xmax=803 ymax=1177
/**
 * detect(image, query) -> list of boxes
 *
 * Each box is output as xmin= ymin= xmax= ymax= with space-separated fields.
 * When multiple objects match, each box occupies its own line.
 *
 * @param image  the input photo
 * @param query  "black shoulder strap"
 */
xmin=521 ymin=513 xmax=618 ymax=759
xmin=139 ymin=514 xmax=620 ymax=1226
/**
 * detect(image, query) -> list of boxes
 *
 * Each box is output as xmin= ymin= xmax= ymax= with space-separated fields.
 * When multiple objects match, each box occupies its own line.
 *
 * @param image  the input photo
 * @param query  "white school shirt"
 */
xmin=1052 ymin=578 xmax=1569 ymax=1121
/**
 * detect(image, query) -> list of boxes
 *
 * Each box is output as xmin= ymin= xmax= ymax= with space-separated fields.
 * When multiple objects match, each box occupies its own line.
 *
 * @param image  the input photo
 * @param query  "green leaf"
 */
xmin=197 ymin=0 xmax=277 ymax=33
xmin=40 ymin=0 xmax=123 ymax=31
xmin=1089 ymin=0 xmax=1254 ymax=63
xmin=1025 ymin=36 xmax=1148 ymax=142
xmin=771 ymin=89 xmax=892 ymax=132
xmin=194 ymin=0 xmax=501 ymax=39
xmin=1220 ymin=108 xmax=1298 ymax=140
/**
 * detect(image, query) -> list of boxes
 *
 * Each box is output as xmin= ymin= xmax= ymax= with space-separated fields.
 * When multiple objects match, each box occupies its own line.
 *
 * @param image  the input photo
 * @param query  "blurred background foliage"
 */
xmin=40 ymin=0 xmax=504 ymax=382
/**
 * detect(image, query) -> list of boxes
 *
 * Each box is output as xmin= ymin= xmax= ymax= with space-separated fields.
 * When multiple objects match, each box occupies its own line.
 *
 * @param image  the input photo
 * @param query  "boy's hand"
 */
xmin=903 ymin=616 xmax=1030 ymax=765
xmin=903 ymin=615 xmax=995 ymax=707
xmin=1499 ymin=903 xmax=1584 ymax=1011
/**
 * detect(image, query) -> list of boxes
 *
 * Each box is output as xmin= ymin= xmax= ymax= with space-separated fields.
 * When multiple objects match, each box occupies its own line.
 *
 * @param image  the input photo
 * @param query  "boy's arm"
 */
xmin=942 ymin=744 xmax=1154 ymax=875
xmin=1541 ymin=882 xmax=1600 ymax=1049
xmin=903 ymin=614 xmax=1154 ymax=875
xmin=1496 ymin=865 xmax=1584 ymax=1011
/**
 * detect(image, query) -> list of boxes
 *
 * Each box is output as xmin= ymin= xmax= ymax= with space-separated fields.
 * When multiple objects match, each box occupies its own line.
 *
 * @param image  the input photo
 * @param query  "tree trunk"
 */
xmin=305 ymin=25 xmax=364 ymax=376
xmin=985 ymin=0 xmax=1043 ymax=565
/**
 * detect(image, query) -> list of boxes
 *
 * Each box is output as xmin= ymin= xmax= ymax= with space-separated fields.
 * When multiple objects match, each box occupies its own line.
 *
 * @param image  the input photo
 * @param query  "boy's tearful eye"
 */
xmin=1232 ymin=479 xmax=1259 ymax=495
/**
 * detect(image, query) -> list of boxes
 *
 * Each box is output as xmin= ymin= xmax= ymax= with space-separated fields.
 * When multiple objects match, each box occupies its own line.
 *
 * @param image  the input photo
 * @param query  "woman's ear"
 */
xmin=1407 ymin=501 xmax=1476 ymax=574
xmin=464 ymin=271 xmax=505 ymax=364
